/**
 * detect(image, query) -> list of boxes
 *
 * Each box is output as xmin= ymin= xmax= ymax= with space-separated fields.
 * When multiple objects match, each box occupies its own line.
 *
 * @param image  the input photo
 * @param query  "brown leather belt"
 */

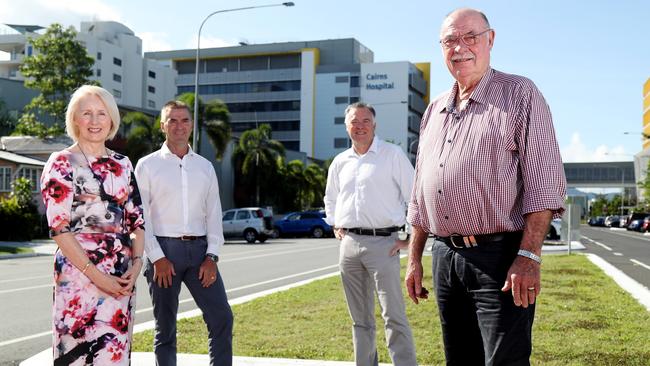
xmin=435 ymin=231 xmax=523 ymax=249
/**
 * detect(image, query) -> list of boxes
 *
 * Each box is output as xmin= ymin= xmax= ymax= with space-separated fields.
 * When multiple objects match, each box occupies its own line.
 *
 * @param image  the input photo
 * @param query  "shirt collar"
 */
xmin=343 ymin=135 xmax=379 ymax=157
xmin=439 ymin=67 xmax=494 ymax=113
xmin=161 ymin=142 xmax=195 ymax=158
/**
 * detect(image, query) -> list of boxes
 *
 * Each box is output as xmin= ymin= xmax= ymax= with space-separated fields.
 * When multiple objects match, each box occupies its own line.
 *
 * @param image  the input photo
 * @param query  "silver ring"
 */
xmin=527 ymin=287 xmax=535 ymax=291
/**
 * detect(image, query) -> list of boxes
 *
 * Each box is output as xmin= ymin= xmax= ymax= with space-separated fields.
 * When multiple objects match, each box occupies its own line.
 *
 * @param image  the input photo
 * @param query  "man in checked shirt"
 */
xmin=405 ymin=8 xmax=566 ymax=366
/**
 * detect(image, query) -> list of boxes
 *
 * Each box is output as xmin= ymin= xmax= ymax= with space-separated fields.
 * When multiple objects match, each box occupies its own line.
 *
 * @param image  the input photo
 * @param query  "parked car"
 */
xmin=273 ymin=211 xmax=333 ymax=238
xmin=604 ymin=215 xmax=620 ymax=227
xmin=626 ymin=213 xmax=650 ymax=232
xmin=642 ymin=217 xmax=650 ymax=233
xmin=587 ymin=216 xmax=605 ymax=227
xmin=546 ymin=218 xmax=561 ymax=240
xmin=222 ymin=207 xmax=274 ymax=243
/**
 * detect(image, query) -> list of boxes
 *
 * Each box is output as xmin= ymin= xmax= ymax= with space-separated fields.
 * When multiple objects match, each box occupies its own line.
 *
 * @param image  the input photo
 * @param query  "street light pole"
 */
xmin=192 ymin=2 xmax=295 ymax=153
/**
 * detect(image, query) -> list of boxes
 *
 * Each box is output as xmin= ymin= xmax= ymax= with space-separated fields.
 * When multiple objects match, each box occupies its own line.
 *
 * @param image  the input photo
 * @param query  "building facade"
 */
xmin=146 ymin=38 xmax=429 ymax=161
xmin=0 ymin=22 xmax=176 ymax=111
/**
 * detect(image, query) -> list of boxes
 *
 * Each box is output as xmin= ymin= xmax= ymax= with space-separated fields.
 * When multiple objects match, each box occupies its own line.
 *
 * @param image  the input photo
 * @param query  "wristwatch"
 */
xmin=206 ymin=253 xmax=219 ymax=263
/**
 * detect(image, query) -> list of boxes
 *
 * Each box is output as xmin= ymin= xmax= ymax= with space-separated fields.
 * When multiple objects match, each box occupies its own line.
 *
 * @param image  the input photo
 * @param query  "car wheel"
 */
xmin=258 ymin=234 xmax=268 ymax=243
xmin=271 ymin=227 xmax=280 ymax=239
xmin=244 ymin=229 xmax=257 ymax=244
xmin=311 ymin=226 xmax=325 ymax=238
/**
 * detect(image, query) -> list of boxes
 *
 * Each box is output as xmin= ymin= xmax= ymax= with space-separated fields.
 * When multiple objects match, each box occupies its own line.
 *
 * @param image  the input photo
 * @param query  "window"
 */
xmin=148 ymin=70 xmax=156 ymax=79
xmin=113 ymin=57 xmax=122 ymax=66
xmin=222 ymin=211 xmax=235 ymax=220
xmin=334 ymin=117 xmax=345 ymax=125
xmin=335 ymin=76 xmax=349 ymax=83
xmin=0 ymin=167 xmax=12 ymax=192
xmin=113 ymin=89 xmax=121 ymax=98
xmin=301 ymin=213 xmax=319 ymax=219
xmin=335 ymin=96 xmax=349 ymax=105
xmin=148 ymin=85 xmax=156 ymax=93
xmin=334 ymin=138 xmax=350 ymax=148
xmin=26 ymin=45 xmax=33 ymax=57
xmin=97 ymin=52 xmax=102 ymax=60
xmin=113 ymin=73 xmax=121 ymax=83
xmin=96 ymin=69 xmax=101 ymax=77
xmin=236 ymin=210 xmax=251 ymax=220
xmin=350 ymin=97 xmax=359 ymax=103
xmin=148 ymin=100 xmax=156 ymax=108
xmin=18 ymin=167 xmax=41 ymax=192
xmin=350 ymin=76 xmax=360 ymax=87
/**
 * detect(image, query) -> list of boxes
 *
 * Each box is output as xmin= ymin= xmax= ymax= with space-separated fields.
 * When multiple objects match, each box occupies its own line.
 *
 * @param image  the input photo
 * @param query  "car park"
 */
xmin=587 ymin=216 xmax=605 ymax=227
xmin=273 ymin=211 xmax=333 ymax=238
xmin=222 ymin=207 xmax=274 ymax=243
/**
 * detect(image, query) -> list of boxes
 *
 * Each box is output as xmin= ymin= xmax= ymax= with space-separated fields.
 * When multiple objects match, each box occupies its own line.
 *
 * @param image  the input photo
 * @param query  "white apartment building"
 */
xmin=0 ymin=22 xmax=176 ymax=110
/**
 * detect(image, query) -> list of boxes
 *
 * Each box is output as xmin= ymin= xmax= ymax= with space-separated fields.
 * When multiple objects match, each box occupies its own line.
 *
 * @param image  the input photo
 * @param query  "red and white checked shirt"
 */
xmin=407 ymin=68 xmax=566 ymax=236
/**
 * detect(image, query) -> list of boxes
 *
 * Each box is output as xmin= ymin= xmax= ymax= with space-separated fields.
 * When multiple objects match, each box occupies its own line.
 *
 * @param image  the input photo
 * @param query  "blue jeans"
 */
xmin=145 ymin=236 xmax=233 ymax=366
xmin=431 ymin=235 xmax=534 ymax=366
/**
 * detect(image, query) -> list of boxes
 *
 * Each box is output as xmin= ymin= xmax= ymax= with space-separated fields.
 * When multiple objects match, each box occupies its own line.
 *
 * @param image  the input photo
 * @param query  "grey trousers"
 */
xmin=145 ymin=236 xmax=233 ymax=366
xmin=339 ymin=232 xmax=417 ymax=366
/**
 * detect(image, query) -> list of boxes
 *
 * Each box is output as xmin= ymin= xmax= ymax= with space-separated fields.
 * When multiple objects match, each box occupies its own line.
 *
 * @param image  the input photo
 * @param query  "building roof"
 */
xmin=1 ymin=135 xmax=72 ymax=154
xmin=0 ymin=150 xmax=46 ymax=166
xmin=3 ymin=24 xmax=44 ymax=35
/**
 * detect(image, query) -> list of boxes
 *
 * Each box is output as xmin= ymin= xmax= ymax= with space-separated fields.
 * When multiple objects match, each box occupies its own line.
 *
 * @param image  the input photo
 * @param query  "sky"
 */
xmin=1 ymin=0 xmax=648 ymax=163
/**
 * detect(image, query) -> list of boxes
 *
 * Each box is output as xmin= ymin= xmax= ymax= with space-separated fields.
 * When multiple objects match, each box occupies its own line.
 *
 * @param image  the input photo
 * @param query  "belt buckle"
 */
xmin=180 ymin=236 xmax=192 ymax=241
xmin=449 ymin=235 xmax=465 ymax=248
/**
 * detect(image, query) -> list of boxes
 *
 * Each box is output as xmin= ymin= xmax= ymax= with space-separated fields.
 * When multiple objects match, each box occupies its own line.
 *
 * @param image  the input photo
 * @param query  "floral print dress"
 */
xmin=41 ymin=150 xmax=144 ymax=365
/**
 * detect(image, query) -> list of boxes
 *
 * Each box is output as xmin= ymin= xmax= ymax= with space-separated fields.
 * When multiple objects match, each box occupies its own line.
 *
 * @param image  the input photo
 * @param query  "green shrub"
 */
xmin=0 ymin=177 xmax=42 ymax=241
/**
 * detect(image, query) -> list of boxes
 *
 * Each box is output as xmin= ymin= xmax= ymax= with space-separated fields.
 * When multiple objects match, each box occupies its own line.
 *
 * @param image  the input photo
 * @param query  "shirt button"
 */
xmin=447 ymin=139 xmax=452 ymax=143
xmin=455 ymin=116 xmax=460 ymax=120
xmin=444 ymin=216 xmax=449 ymax=219
xmin=438 ymin=190 xmax=442 ymax=194
xmin=439 ymin=163 xmax=443 ymax=167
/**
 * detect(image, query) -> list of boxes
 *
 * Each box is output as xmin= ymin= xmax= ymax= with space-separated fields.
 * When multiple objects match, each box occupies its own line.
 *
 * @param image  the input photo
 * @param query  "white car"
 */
xmin=222 ymin=207 xmax=274 ymax=243
xmin=547 ymin=218 xmax=561 ymax=240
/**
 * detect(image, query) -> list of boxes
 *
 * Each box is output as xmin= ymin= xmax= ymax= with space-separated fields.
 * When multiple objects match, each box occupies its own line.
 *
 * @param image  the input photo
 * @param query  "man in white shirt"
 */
xmin=135 ymin=100 xmax=232 ymax=366
xmin=324 ymin=102 xmax=417 ymax=366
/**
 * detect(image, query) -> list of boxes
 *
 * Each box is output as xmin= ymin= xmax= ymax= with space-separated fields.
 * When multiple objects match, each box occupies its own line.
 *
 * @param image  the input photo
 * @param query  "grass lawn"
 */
xmin=0 ymin=245 xmax=33 ymax=255
xmin=132 ymin=254 xmax=650 ymax=365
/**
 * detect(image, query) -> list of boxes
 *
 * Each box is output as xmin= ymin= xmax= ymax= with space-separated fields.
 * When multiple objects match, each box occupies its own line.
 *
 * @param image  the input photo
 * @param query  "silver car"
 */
xmin=222 ymin=207 xmax=274 ymax=243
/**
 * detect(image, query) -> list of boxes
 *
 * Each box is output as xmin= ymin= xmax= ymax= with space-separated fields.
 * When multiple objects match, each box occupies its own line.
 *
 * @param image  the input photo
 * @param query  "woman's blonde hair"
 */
xmin=65 ymin=85 xmax=120 ymax=142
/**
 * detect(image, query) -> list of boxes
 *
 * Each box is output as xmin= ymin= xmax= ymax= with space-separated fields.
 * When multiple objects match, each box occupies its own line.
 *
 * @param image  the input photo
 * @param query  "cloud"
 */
xmin=138 ymin=32 xmax=173 ymax=53
xmin=561 ymin=132 xmax=631 ymax=162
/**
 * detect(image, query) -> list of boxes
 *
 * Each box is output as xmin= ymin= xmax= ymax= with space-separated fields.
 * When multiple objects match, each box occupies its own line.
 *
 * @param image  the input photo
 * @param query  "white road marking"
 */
xmin=0 ymin=284 xmax=51 ymax=294
xmin=0 ymin=275 xmax=51 ymax=284
xmin=582 ymin=236 xmax=612 ymax=251
xmin=631 ymin=259 xmax=650 ymax=271
xmin=614 ymin=252 xmax=623 ymax=256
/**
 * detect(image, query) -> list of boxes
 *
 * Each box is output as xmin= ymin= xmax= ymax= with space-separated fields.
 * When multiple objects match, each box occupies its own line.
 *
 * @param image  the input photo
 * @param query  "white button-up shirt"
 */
xmin=324 ymin=137 xmax=414 ymax=229
xmin=135 ymin=143 xmax=224 ymax=262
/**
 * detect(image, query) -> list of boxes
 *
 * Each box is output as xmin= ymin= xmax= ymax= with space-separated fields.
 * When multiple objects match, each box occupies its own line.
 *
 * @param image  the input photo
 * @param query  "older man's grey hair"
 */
xmin=344 ymin=102 xmax=376 ymax=119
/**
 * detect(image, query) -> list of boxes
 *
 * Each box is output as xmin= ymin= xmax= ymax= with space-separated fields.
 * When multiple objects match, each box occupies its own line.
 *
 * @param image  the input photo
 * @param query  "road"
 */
xmin=0 ymin=238 xmax=341 ymax=366
xmin=580 ymin=224 xmax=650 ymax=288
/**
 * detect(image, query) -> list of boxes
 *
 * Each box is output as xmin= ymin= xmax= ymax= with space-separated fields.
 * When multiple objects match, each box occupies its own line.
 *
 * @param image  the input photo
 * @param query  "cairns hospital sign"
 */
xmin=365 ymin=73 xmax=395 ymax=90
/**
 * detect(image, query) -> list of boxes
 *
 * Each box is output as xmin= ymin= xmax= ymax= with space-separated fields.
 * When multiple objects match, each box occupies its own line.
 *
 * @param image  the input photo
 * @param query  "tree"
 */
xmin=122 ymin=112 xmax=165 ymax=164
xmin=232 ymin=123 xmax=285 ymax=206
xmin=17 ymin=23 xmax=96 ymax=136
xmin=177 ymin=93 xmax=231 ymax=160
xmin=0 ymin=98 xmax=16 ymax=136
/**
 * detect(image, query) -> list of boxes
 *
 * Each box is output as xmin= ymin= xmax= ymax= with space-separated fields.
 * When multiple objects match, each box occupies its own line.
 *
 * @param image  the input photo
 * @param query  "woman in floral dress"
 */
xmin=41 ymin=85 xmax=145 ymax=365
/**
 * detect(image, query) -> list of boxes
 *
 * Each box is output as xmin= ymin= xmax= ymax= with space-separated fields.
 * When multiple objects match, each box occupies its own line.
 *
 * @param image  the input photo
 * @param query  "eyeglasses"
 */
xmin=439 ymin=29 xmax=492 ymax=49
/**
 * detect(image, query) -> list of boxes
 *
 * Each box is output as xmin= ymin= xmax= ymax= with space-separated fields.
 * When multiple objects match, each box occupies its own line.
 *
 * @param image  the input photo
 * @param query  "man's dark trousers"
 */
xmin=431 ymin=236 xmax=535 ymax=366
xmin=145 ymin=236 xmax=233 ymax=366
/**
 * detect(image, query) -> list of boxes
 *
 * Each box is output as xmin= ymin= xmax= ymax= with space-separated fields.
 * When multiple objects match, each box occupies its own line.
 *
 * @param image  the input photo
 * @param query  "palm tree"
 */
xmin=303 ymin=163 xmax=326 ymax=209
xmin=122 ymin=111 xmax=164 ymax=163
xmin=177 ymin=92 xmax=231 ymax=160
xmin=233 ymin=123 xmax=285 ymax=206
